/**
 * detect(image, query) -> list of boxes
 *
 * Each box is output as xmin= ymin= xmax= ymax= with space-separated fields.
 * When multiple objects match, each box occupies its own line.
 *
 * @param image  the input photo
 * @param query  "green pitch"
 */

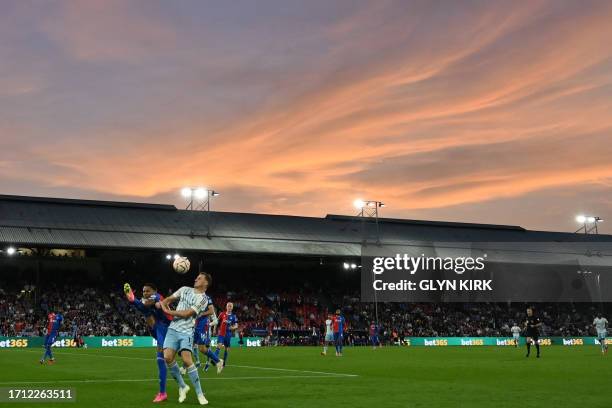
xmin=0 ymin=346 xmax=610 ymax=407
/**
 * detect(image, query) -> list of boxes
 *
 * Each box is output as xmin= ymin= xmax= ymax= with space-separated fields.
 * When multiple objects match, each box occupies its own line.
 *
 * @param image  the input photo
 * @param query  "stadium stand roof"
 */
xmin=0 ymin=194 xmax=611 ymax=256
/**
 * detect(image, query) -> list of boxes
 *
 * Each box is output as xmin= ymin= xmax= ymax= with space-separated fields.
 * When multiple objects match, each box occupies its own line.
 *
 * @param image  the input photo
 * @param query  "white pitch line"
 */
xmin=0 ymin=375 xmax=352 ymax=385
xmin=20 ymin=350 xmax=358 ymax=378
xmin=231 ymin=364 xmax=358 ymax=377
xmin=22 ymin=350 xmax=149 ymax=361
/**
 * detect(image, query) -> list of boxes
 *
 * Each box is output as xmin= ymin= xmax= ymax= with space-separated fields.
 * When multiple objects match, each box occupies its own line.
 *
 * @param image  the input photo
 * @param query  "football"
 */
xmin=172 ymin=256 xmax=190 ymax=274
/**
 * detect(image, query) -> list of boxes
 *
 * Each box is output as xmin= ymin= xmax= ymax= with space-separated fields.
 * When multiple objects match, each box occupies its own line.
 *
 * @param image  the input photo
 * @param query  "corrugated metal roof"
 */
xmin=0 ymin=194 xmax=610 ymax=255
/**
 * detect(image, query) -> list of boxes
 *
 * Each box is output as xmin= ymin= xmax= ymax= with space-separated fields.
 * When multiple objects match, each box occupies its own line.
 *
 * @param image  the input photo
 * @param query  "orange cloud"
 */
xmin=2 ymin=0 xmax=612 ymax=231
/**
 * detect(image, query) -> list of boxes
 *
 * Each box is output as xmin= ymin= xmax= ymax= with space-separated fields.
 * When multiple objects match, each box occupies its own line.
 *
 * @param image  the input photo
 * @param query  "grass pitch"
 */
xmin=0 ymin=346 xmax=610 ymax=407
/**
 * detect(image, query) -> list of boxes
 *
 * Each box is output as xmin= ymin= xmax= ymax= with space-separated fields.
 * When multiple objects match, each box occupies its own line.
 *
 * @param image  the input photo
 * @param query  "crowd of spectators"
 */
xmin=0 ymin=285 xmax=608 ymax=342
xmin=0 ymin=286 xmax=146 ymax=337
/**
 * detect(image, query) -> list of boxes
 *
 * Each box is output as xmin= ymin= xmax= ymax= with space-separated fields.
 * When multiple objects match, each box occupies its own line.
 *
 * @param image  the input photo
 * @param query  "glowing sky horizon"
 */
xmin=1 ymin=1 xmax=611 ymax=232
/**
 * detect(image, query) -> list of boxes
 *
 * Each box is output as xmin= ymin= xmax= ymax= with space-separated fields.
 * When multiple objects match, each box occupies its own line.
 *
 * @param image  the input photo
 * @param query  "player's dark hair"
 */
xmin=143 ymin=283 xmax=157 ymax=291
xmin=199 ymin=272 xmax=212 ymax=286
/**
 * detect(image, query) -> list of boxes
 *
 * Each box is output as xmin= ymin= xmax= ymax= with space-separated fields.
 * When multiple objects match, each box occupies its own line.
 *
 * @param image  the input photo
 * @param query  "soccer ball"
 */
xmin=173 ymin=257 xmax=191 ymax=274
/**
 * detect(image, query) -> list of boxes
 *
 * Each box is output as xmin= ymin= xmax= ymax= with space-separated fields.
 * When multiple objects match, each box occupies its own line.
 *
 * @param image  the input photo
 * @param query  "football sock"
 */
xmin=205 ymin=349 xmax=219 ymax=364
xmin=167 ymin=361 xmax=187 ymax=388
xmin=156 ymin=351 xmax=167 ymax=393
xmin=535 ymin=343 xmax=540 ymax=355
xmin=186 ymin=365 xmax=204 ymax=396
xmin=223 ymin=349 xmax=228 ymax=365
xmin=526 ymin=342 xmax=531 ymax=356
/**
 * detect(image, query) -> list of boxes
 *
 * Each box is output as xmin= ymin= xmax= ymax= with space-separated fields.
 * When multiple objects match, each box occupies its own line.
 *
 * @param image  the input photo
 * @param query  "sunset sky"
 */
xmin=1 ymin=0 xmax=611 ymax=232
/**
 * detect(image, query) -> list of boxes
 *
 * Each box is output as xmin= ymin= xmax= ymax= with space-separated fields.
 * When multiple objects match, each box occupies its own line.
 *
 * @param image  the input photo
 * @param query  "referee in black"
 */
xmin=524 ymin=307 xmax=542 ymax=358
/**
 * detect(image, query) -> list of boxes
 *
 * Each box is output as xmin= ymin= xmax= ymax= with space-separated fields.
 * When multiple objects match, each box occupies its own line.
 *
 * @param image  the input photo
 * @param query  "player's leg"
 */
xmin=214 ymin=336 xmax=228 ymax=368
xmin=201 ymin=343 xmax=220 ymax=370
xmin=214 ymin=336 xmax=222 ymax=359
xmin=40 ymin=336 xmax=50 ymax=363
xmin=525 ymin=336 xmax=531 ymax=357
xmin=153 ymin=325 xmax=168 ymax=403
xmin=46 ymin=335 xmax=56 ymax=363
xmin=338 ymin=333 xmax=344 ymax=355
xmin=154 ymin=347 xmax=168 ymax=402
xmin=333 ymin=333 xmax=339 ymax=355
xmin=163 ymin=329 xmax=189 ymax=399
xmin=599 ymin=333 xmax=607 ymax=353
xmin=193 ymin=344 xmax=200 ymax=367
xmin=199 ymin=345 xmax=213 ymax=370
xmin=534 ymin=336 xmax=540 ymax=358
xmin=178 ymin=335 xmax=207 ymax=405
xmin=222 ymin=337 xmax=230 ymax=366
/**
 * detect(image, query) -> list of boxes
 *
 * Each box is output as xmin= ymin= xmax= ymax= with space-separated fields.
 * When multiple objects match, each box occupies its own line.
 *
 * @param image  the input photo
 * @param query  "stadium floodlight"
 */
xmin=173 ymin=253 xmax=180 ymax=260
xmin=355 ymin=199 xmax=385 ymax=245
xmin=182 ymin=186 xmax=220 ymax=213
xmin=6 ymin=247 xmax=16 ymax=256
xmin=343 ymin=262 xmax=350 ymax=270
xmin=181 ymin=187 xmax=193 ymax=198
xmin=165 ymin=254 xmax=172 ymax=260
xmin=194 ymin=188 xmax=207 ymax=200
xmin=575 ymin=214 xmax=603 ymax=234
xmin=350 ymin=263 xmax=357 ymax=269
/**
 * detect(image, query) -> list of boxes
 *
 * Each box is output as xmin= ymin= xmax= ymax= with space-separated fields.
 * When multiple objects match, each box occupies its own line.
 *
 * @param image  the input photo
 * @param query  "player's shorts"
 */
xmin=512 ymin=334 xmax=520 ymax=340
xmin=325 ymin=333 xmax=334 ymax=342
xmin=333 ymin=332 xmax=343 ymax=345
xmin=44 ymin=333 xmax=57 ymax=346
xmin=217 ymin=335 xmax=231 ymax=348
xmin=153 ymin=323 xmax=169 ymax=349
xmin=525 ymin=330 xmax=539 ymax=340
xmin=370 ymin=335 xmax=379 ymax=344
xmin=597 ymin=330 xmax=607 ymax=340
xmin=163 ymin=327 xmax=193 ymax=354
xmin=194 ymin=329 xmax=211 ymax=346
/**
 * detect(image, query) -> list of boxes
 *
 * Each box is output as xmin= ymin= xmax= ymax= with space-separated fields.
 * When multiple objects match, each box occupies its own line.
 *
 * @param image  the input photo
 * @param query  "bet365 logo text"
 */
xmin=460 ymin=339 xmax=484 ymax=346
xmin=52 ymin=339 xmax=79 ymax=348
xmin=0 ymin=339 xmax=28 ymax=348
xmin=246 ymin=339 xmax=261 ymax=347
xmin=424 ymin=339 xmax=448 ymax=346
xmin=101 ymin=338 xmax=134 ymax=347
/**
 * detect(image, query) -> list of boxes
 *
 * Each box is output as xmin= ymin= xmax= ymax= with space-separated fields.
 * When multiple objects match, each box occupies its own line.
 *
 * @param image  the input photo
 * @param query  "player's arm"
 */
xmin=142 ymin=297 xmax=156 ymax=307
xmin=160 ymin=294 xmax=179 ymax=314
xmin=165 ymin=307 xmax=197 ymax=319
xmin=201 ymin=304 xmax=215 ymax=317
xmin=161 ymin=295 xmax=197 ymax=318
xmin=209 ymin=306 xmax=218 ymax=326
